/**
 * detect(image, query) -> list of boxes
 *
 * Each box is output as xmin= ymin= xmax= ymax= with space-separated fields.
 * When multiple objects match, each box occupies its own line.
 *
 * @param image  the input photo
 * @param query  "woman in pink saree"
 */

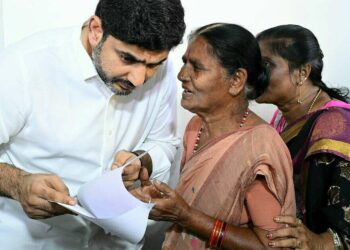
xmin=138 ymin=23 xmax=296 ymax=249
xmin=256 ymin=25 xmax=350 ymax=249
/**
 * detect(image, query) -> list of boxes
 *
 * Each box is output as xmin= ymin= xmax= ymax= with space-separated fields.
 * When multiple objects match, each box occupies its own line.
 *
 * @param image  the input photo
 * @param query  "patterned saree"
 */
xmin=271 ymin=100 xmax=350 ymax=248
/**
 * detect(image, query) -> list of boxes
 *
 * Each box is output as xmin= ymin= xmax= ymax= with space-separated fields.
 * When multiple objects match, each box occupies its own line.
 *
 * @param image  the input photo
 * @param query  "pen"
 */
xmin=119 ymin=146 xmax=155 ymax=169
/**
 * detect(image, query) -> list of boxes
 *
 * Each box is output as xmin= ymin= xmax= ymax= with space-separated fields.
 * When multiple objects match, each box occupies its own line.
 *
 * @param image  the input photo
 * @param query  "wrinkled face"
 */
xmin=255 ymin=40 xmax=298 ymax=105
xmin=92 ymin=35 xmax=169 ymax=95
xmin=178 ymin=36 xmax=233 ymax=114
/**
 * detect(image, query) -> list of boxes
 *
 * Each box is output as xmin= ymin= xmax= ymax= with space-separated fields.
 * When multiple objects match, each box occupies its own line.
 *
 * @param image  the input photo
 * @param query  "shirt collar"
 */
xmin=72 ymin=26 xmax=98 ymax=81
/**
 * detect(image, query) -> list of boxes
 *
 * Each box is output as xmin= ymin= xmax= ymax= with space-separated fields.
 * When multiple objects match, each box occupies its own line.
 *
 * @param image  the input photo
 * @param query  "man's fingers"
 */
xmin=41 ymin=176 xmax=75 ymax=205
xmin=25 ymin=207 xmax=53 ymax=219
xmin=123 ymin=181 xmax=134 ymax=190
xmin=41 ymin=187 xmax=76 ymax=205
xmin=139 ymin=167 xmax=150 ymax=184
xmin=122 ymin=164 xmax=140 ymax=175
xmin=113 ymin=150 xmax=140 ymax=168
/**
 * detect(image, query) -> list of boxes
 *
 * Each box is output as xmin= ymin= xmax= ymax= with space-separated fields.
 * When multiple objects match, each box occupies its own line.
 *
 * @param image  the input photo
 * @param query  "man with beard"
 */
xmin=0 ymin=0 xmax=185 ymax=249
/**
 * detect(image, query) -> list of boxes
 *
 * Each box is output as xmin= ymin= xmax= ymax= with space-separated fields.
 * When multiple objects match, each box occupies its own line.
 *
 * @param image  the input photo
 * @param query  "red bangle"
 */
xmin=208 ymin=219 xmax=224 ymax=248
xmin=208 ymin=219 xmax=219 ymax=247
xmin=218 ymin=222 xmax=228 ymax=248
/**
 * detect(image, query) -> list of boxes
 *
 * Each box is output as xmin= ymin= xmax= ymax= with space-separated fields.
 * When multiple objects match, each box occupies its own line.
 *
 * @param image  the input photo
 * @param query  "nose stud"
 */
xmin=180 ymin=74 xmax=190 ymax=81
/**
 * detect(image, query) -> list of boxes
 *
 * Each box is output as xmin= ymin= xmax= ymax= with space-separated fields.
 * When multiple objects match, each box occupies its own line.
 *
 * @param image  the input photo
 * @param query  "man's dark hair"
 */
xmin=95 ymin=0 xmax=186 ymax=51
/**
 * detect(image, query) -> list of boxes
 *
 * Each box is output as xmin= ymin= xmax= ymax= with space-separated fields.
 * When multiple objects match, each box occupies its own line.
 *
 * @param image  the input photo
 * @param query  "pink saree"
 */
xmin=162 ymin=116 xmax=295 ymax=249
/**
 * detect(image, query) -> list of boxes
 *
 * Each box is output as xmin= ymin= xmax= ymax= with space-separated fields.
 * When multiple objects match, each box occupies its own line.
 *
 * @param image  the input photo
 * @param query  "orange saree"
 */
xmin=162 ymin=116 xmax=295 ymax=249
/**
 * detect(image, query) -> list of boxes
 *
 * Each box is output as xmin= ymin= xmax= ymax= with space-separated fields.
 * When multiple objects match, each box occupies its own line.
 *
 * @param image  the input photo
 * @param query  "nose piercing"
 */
xmin=180 ymin=74 xmax=190 ymax=81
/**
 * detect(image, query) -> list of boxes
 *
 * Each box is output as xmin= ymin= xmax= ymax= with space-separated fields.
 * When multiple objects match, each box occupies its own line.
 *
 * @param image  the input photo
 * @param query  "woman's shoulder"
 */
xmin=310 ymin=107 xmax=350 ymax=141
xmin=247 ymin=123 xmax=281 ymax=139
xmin=185 ymin=115 xmax=202 ymax=132
xmin=245 ymin=124 xmax=290 ymax=153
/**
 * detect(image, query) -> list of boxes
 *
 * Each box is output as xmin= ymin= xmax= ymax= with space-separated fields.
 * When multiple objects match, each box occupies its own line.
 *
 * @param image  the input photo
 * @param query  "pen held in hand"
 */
xmin=119 ymin=146 xmax=155 ymax=170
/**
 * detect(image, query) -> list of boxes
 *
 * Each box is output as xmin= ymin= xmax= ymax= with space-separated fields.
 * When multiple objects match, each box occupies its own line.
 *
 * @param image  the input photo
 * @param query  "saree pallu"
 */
xmin=162 ymin=116 xmax=295 ymax=250
xmin=272 ymin=100 xmax=350 ymax=247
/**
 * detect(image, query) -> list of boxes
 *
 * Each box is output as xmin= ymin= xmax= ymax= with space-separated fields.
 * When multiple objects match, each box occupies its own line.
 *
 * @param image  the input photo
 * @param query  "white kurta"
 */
xmin=0 ymin=26 xmax=180 ymax=249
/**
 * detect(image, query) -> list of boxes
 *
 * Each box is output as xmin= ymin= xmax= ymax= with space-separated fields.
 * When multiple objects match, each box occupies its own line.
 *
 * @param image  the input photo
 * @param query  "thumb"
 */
xmin=153 ymin=180 xmax=173 ymax=196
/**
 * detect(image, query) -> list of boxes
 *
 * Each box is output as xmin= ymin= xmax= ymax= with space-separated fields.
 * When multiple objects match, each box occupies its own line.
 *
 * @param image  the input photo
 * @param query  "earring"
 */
xmin=297 ymin=84 xmax=302 ymax=104
xmin=297 ymin=78 xmax=305 ymax=104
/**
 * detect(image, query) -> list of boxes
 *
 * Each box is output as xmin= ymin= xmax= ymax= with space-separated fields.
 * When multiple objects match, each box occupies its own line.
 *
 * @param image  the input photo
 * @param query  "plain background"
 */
xmin=1 ymin=0 xmax=350 ymax=134
xmin=1 ymin=0 xmax=350 ymax=248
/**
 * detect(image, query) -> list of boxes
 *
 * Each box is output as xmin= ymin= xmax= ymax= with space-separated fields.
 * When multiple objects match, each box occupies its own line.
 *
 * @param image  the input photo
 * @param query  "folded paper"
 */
xmin=58 ymin=167 xmax=154 ymax=244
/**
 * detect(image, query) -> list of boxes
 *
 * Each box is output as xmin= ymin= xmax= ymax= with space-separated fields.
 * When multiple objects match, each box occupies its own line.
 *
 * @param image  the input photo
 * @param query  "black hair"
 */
xmin=95 ymin=0 xmax=186 ymax=51
xmin=257 ymin=24 xmax=350 ymax=103
xmin=189 ymin=23 xmax=269 ymax=100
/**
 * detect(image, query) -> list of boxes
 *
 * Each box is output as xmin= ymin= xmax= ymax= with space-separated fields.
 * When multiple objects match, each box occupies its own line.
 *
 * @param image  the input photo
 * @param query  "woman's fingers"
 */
xmin=274 ymin=215 xmax=302 ymax=227
xmin=268 ymin=237 xmax=302 ymax=248
xmin=153 ymin=180 xmax=173 ymax=196
xmin=267 ymin=227 xmax=298 ymax=239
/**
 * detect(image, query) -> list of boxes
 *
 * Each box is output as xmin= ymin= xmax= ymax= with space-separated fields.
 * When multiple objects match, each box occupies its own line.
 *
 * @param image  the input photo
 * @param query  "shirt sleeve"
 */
xmin=135 ymin=57 xmax=180 ymax=183
xmin=245 ymin=176 xmax=282 ymax=231
xmin=0 ymin=48 xmax=30 ymax=145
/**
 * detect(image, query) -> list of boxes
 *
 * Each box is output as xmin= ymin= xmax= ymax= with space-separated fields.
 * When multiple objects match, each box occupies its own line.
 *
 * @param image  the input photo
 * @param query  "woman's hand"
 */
xmin=266 ymin=215 xmax=329 ymax=249
xmin=138 ymin=180 xmax=191 ymax=224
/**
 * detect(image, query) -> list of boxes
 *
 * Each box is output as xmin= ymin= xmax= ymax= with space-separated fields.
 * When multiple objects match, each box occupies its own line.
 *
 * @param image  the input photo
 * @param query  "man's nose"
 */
xmin=128 ymin=65 xmax=147 ymax=86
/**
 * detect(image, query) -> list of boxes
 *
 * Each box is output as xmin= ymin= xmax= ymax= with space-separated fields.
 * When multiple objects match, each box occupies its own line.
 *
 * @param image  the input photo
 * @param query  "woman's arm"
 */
xmin=147 ymin=179 xmax=283 ymax=249
xmin=267 ymin=153 xmax=350 ymax=249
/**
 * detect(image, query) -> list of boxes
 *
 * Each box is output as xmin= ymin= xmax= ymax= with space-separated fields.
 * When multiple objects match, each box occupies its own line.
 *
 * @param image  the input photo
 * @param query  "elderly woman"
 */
xmin=136 ymin=23 xmax=295 ymax=249
xmin=256 ymin=24 xmax=350 ymax=249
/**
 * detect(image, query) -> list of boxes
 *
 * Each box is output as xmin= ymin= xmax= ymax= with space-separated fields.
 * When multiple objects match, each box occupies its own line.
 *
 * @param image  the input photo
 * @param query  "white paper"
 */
xmin=58 ymin=167 xmax=154 ymax=244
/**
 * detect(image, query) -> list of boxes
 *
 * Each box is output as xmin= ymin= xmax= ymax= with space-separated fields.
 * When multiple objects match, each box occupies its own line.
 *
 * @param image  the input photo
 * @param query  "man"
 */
xmin=0 ymin=0 xmax=185 ymax=249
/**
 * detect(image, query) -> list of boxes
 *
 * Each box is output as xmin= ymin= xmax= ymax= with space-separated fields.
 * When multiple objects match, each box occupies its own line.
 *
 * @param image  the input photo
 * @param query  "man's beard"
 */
xmin=92 ymin=40 xmax=135 ymax=96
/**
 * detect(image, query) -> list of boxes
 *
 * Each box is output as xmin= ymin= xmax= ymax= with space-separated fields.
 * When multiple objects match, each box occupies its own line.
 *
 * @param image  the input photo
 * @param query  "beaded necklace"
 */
xmin=193 ymin=109 xmax=250 ymax=153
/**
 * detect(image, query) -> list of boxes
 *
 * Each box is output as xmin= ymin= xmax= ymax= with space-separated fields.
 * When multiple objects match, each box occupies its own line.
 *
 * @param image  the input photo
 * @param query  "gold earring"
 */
xmin=297 ymin=85 xmax=302 ymax=104
xmin=297 ymin=79 xmax=305 ymax=104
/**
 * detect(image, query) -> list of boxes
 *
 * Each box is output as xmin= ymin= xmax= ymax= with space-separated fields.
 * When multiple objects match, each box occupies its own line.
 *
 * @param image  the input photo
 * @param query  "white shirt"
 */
xmin=0 ymin=26 xmax=180 ymax=249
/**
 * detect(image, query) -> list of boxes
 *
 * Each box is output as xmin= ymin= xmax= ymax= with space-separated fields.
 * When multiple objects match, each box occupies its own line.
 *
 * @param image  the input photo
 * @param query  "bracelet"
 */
xmin=208 ymin=219 xmax=227 ymax=249
xmin=218 ymin=222 xmax=228 ymax=248
xmin=328 ymin=228 xmax=344 ymax=250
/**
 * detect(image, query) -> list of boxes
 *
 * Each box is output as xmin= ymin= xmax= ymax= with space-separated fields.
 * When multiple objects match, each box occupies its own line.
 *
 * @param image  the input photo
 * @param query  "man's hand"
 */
xmin=14 ymin=173 xmax=76 ymax=219
xmin=112 ymin=150 xmax=149 ymax=190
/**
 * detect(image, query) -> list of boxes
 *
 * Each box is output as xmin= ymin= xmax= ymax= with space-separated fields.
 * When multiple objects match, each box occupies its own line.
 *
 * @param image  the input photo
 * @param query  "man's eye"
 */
xmin=120 ymin=54 xmax=133 ymax=64
xmin=148 ymin=63 xmax=162 ymax=69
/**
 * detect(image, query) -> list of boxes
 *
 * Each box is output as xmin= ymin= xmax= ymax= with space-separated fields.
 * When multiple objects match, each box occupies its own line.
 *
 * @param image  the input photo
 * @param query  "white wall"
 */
xmin=1 ymin=0 xmax=350 ymax=136
xmin=0 ymin=0 xmax=4 ymax=49
xmin=1 ymin=1 xmax=350 ymax=249
xmin=174 ymin=0 xmax=350 ymax=133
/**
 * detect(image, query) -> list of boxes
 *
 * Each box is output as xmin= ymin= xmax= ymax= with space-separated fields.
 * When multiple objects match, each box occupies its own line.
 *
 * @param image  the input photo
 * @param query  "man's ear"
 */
xmin=228 ymin=68 xmax=247 ymax=96
xmin=87 ymin=15 xmax=104 ymax=48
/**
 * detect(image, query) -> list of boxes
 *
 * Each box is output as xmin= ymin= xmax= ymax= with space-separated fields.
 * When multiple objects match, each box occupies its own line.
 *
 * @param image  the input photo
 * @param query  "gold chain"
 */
xmin=307 ymin=88 xmax=322 ymax=113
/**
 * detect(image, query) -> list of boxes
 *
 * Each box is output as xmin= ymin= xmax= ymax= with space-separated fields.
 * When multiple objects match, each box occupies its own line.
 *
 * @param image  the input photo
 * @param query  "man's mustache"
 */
xmin=110 ymin=78 xmax=135 ymax=90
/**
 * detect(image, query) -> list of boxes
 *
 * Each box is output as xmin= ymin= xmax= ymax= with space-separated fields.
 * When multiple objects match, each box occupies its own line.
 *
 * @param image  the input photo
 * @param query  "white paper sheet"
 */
xmin=58 ymin=167 xmax=154 ymax=244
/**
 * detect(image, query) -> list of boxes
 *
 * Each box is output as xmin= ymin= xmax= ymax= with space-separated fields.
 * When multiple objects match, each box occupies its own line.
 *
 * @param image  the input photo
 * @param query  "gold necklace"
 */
xmin=307 ymin=88 xmax=322 ymax=113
